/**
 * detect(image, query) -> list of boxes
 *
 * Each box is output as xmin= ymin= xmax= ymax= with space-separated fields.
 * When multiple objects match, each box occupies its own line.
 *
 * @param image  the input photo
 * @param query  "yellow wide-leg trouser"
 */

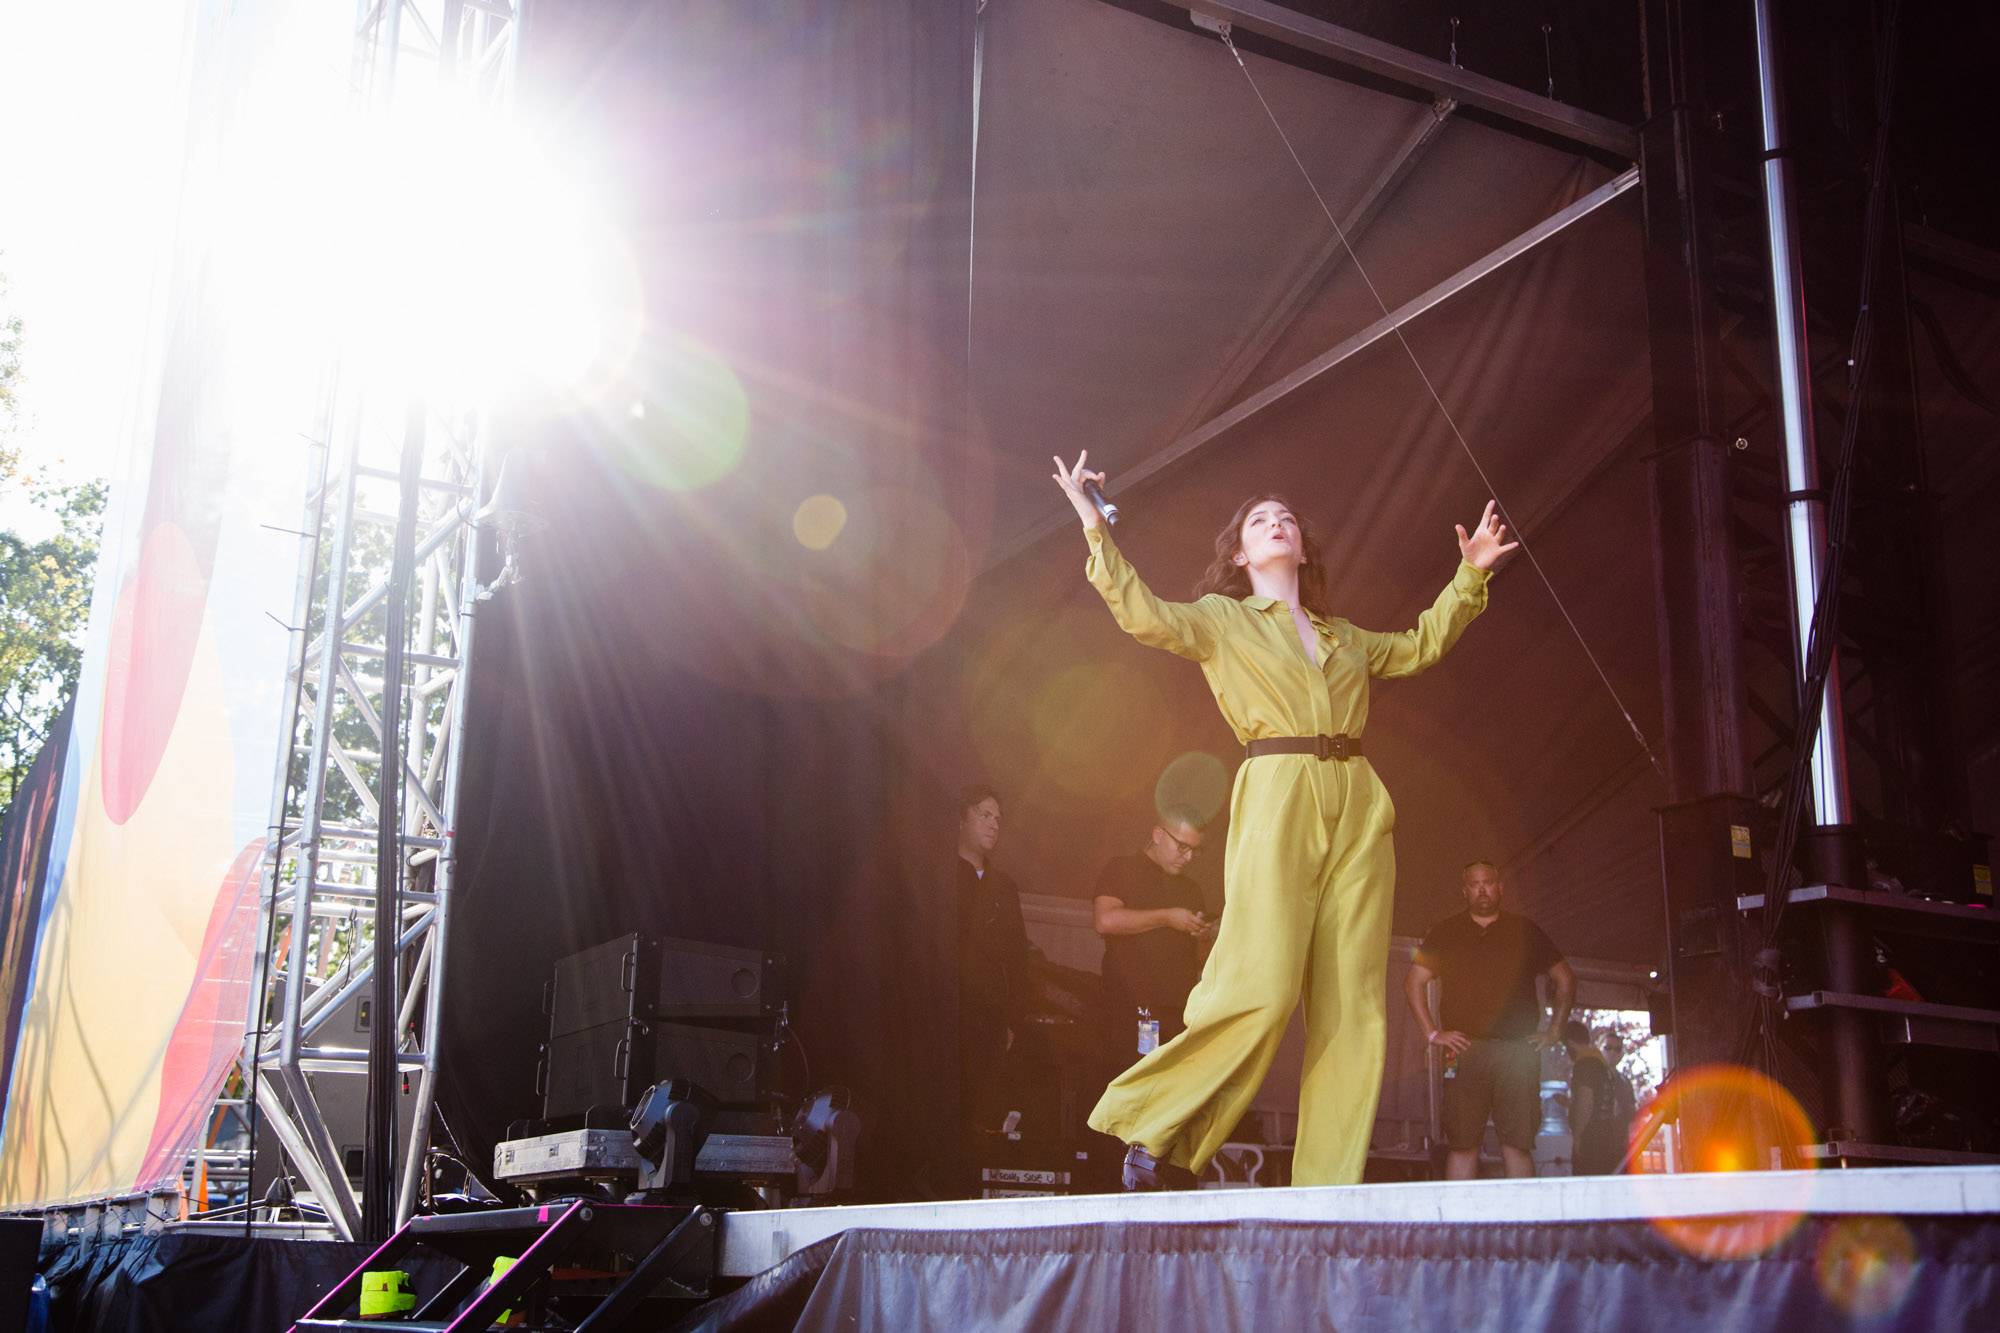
xmin=1087 ymin=752 xmax=1395 ymax=1186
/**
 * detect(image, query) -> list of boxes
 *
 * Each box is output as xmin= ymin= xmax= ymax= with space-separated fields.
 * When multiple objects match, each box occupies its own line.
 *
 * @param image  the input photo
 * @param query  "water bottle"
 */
xmin=26 ymin=1274 xmax=50 ymax=1333
xmin=1136 ymin=1007 xmax=1160 ymax=1055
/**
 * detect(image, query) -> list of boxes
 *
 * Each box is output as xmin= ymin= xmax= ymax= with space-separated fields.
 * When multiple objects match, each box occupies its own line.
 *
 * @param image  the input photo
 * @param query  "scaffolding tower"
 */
xmin=231 ymin=0 xmax=523 ymax=1241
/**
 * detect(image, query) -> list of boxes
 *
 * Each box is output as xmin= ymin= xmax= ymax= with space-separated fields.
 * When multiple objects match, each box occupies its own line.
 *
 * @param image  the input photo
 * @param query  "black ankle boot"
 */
xmin=1122 ymin=1144 xmax=1196 ymax=1192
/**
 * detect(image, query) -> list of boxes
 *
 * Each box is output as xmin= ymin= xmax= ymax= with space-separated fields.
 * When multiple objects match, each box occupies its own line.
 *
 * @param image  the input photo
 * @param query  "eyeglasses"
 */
xmin=1159 ymin=828 xmax=1201 ymax=859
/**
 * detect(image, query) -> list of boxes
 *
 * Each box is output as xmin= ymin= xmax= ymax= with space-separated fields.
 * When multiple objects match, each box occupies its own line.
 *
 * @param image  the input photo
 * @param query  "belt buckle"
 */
xmin=1318 ymin=734 xmax=1349 ymax=761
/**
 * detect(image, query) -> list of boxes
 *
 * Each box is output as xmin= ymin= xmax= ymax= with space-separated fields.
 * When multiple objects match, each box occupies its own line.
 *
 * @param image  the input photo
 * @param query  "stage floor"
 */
xmin=716 ymin=1165 xmax=2000 ymax=1277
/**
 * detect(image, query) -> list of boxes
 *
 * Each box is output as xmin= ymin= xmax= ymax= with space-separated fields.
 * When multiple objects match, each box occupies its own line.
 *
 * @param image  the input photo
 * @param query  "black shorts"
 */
xmin=1442 ymin=1038 xmax=1542 ymax=1152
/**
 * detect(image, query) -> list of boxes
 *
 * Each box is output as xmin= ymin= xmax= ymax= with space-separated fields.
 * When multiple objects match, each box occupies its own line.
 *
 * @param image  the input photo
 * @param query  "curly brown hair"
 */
xmin=1191 ymin=493 xmax=1334 ymax=620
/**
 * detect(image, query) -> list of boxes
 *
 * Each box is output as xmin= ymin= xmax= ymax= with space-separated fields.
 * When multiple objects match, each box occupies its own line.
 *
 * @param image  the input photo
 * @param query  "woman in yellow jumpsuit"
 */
xmin=1051 ymin=452 xmax=1515 ymax=1188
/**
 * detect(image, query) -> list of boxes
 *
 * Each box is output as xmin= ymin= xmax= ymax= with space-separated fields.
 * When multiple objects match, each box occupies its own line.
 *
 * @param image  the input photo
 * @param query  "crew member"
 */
xmin=1052 ymin=450 xmax=1512 ymax=1189
xmin=1564 ymin=1021 xmax=1622 ymax=1175
xmin=1093 ymin=808 xmax=1213 ymax=1048
xmin=955 ymin=784 xmax=1031 ymax=1133
xmin=1602 ymin=1031 xmax=1637 ymax=1162
xmin=1405 ymin=860 xmax=1575 ymax=1179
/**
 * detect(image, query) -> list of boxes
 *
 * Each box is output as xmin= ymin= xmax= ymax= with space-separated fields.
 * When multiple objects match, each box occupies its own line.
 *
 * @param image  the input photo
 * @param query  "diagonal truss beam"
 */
xmin=993 ymin=166 xmax=1640 ymax=566
xmin=1162 ymin=0 xmax=1639 ymax=159
xmin=1166 ymin=96 xmax=1457 ymax=456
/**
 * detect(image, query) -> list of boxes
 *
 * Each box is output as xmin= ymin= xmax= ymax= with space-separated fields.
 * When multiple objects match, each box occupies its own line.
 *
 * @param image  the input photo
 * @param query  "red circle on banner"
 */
xmin=100 ymin=521 xmax=208 ymax=824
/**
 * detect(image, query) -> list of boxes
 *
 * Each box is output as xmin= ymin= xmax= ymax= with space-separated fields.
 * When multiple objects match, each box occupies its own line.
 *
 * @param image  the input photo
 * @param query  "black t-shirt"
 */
xmin=956 ymin=857 xmax=1029 ymax=1060
xmin=1569 ymin=1051 xmax=1619 ymax=1144
xmin=1095 ymin=852 xmax=1204 ymax=1016
xmin=1416 ymin=911 xmax=1563 ymax=1040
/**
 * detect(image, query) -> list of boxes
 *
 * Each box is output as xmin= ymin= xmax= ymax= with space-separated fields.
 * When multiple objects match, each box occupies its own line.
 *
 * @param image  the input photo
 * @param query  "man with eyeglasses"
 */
xmin=1093 ymin=808 xmax=1215 ymax=1048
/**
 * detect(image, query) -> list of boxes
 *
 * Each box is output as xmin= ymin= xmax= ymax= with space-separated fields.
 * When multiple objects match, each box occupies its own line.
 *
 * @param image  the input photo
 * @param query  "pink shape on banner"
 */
xmin=99 ymin=521 xmax=208 ymax=825
xmin=133 ymin=837 xmax=266 ymax=1191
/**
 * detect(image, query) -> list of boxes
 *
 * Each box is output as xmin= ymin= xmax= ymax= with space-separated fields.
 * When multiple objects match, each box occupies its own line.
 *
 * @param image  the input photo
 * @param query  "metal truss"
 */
xmin=229 ymin=0 xmax=522 ymax=1241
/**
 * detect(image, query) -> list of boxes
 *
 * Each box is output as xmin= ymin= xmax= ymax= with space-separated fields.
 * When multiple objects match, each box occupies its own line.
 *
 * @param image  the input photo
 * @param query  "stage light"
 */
xmin=628 ymin=1079 xmax=716 ymax=1200
xmin=789 ymin=1086 xmax=860 ymax=1195
xmin=473 ymin=450 xmax=549 ymax=596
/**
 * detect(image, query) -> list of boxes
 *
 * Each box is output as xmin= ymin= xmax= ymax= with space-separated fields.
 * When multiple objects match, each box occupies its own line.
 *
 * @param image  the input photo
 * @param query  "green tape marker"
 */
xmin=358 ymin=1269 xmax=415 ymax=1319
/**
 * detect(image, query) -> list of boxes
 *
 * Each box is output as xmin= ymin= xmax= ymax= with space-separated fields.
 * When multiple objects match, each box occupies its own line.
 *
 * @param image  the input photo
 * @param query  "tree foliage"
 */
xmin=0 ymin=274 xmax=21 ymax=423
xmin=0 ymin=472 xmax=105 ymax=820
xmin=1 ymin=273 xmax=107 ymax=820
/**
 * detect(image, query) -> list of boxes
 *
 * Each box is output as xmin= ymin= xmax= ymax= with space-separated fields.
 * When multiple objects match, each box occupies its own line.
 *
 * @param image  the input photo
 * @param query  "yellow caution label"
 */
xmin=1974 ymin=864 xmax=1993 ymax=899
xmin=1730 ymin=825 xmax=1754 ymax=860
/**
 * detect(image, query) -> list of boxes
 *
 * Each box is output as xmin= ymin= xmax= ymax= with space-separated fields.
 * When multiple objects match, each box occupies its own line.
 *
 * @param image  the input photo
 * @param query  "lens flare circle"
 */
xmin=1027 ymin=661 xmax=1163 ymax=799
xmin=793 ymin=495 xmax=848 ymax=551
xmin=606 ymin=333 xmax=750 ymax=492
xmin=1815 ymin=1216 xmax=1917 ymax=1319
xmin=1155 ymin=751 xmax=1231 ymax=826
xmin=1632 ymin=1063 xmax=1819 ymax=1260
xmin=800 ymin=485 xmax=969 ymax=662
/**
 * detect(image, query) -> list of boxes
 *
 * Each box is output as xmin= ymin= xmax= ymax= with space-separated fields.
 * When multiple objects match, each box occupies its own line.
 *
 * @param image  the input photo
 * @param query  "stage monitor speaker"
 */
xmin=656 ymin=936 xmax=784 ymax=1022
xmin=546 ymin=934 xmax=785 ymax=1036
xmin=548 ymin=932 xmax=660 ymax=1039
xmin=541 ymin=1018 xmax=775 ymax=1120
xmin=541 ymin=1018 xmax=652 ymax=1121
xmin=652 ymin=1021 xmax=771 ymax=1104
xmin=1659 ymin=795 xmax=1766 ymax=1072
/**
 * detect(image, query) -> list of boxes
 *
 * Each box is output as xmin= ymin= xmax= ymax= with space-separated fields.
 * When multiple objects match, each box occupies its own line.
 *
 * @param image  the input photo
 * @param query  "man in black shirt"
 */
xmin=1564 ymin=1022 xmax=1623 ymax=1175
xmin=1602 ymin=1032 xmax=1637 ymax=1160
xmin=1092 ymin=808 xmax=1212 ymax=1048
xmin=1405 ymin=860 xmax=1575 ymax=1179
xmin=955 ymin=784 xmax=1032 ymax=1130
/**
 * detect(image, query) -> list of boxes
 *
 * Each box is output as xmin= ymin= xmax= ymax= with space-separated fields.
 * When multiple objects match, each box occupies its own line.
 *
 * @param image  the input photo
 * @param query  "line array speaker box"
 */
xmin=540 ymin=1021 xmax=775 ymax=1120
xmin=539 ymin=934 xmax=786 ymax=1121
xmin=546 ymin=934 xmax=784 ymax=1036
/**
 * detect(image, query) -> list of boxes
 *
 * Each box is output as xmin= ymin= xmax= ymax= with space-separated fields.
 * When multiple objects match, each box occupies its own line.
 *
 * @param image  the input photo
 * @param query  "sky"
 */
xmin=0 ymin=0 xmax=194 ymax=539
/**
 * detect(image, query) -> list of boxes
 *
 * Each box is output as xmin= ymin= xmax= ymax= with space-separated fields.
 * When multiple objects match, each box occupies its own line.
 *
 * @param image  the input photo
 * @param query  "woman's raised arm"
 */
xmin=1053 ymin=451 xmax=1221 ymax=662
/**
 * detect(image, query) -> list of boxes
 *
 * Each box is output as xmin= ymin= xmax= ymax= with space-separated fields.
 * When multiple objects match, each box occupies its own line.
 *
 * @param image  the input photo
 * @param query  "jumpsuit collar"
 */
xmin=1242 ymin=596 xmax=1335 ymax=634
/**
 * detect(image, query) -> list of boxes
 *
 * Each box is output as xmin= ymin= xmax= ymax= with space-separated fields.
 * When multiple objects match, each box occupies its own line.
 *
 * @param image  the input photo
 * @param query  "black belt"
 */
xmin=1244 ymin=734 xmax=1363 ymax=761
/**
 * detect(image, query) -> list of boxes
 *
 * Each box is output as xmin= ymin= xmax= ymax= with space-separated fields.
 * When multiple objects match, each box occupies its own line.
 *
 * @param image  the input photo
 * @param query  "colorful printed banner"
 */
xmin=0 ymin=0 xmax=335 ymax=1206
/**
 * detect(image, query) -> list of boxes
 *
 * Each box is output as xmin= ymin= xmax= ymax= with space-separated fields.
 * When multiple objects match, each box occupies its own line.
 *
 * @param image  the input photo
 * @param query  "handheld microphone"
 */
xmin=1082 ymin=478 xmax=1120 ymax=525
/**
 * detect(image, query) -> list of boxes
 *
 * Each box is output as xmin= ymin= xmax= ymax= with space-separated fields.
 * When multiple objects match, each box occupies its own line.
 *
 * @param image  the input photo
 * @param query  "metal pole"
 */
xmin=397 ymin=442 xmax=487 ymax=1226
xmin=1753 ymin=0 xmax=1854 ymax=831
xmin=239 ymin=371 xmax=340 ymax=1238
xmin=1752 ymin=0 xmax=1884 ymax=1148
xmin=364 ymin=400 xmax=425 ymax=1241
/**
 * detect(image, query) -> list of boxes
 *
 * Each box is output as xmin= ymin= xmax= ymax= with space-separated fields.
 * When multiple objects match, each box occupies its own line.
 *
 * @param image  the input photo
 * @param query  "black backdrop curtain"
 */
xmin=440 ymin=0 xmax=978 ymax=1200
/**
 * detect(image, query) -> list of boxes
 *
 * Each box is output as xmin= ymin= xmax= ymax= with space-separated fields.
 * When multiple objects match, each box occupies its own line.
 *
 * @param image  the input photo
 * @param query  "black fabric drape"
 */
xmin=440 ymin=0 xmax=978 ymax=1201
xmin=679 ymin=1215 xmax=2000 ymax=1332
xmin=35 ymin=1232 xmax=454 ymax=1333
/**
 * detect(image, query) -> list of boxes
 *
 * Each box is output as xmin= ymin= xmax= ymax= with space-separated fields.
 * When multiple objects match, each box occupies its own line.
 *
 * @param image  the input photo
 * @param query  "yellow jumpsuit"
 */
xmin=1080 ymin=524 xmax=1490 ymax=1186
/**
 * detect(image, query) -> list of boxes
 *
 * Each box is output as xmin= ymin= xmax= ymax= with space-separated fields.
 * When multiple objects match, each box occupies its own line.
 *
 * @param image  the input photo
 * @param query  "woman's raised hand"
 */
xmin=1052 ymin=450 xmax=1108 ymax=529
xmin=1456 ymin=499 xmax=1520 ymax=572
